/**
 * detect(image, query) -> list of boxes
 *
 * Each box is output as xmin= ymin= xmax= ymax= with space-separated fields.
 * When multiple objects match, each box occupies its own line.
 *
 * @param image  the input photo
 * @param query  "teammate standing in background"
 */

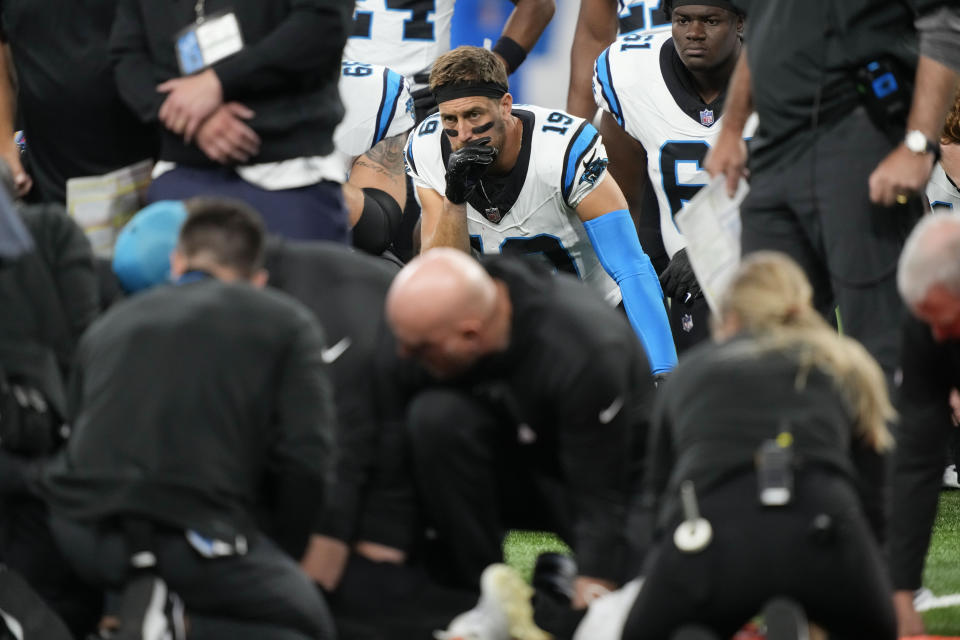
xmin=345 ymin=0 xmax=555 ymax=118
xmin=329 ymin=61 xmax=415 ymax=256
xmin=593 ymin=0 xmax=748 ymax=352
xmin=406 ymin=46 xmax=677 ymax=375
xmin=927 ymin=87 xmax=960 ymax=212
xmin=346 ymin=0 xmax=556 ymax=261
xmin=568 ymin=0 xmax=670 ymax=121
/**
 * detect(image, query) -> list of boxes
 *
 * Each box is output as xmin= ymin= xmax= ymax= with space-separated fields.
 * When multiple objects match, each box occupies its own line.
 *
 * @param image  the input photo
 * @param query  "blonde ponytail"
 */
xmin=717 ymin=252 xmax=895 ymax=452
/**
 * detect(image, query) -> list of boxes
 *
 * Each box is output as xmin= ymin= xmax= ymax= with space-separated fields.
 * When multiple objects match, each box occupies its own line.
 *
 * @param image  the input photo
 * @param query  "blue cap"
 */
xmin=113 ymin=200 xmax=187 ymax=293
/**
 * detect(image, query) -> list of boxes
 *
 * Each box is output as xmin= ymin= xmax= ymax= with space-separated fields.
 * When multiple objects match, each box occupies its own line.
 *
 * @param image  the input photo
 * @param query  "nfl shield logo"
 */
xmin=681 ymin=313 xmax=695 ymax=333
xmin=483 ymin=207 xmax=502 ymax=224
xmin=699 ymin=109 xmax=715 ymax=126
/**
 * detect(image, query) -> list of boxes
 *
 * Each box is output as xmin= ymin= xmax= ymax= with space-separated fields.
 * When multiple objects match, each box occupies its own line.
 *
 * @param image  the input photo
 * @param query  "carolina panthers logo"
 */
xmin=579 ymin=150 xmax=609 ymax=186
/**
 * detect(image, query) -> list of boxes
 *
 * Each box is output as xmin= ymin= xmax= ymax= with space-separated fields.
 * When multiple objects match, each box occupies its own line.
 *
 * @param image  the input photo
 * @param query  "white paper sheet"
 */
xmin=675 ymin=172 xmax=749 ymax=314
xmin=65 ymin=159 xmax=153 ymax=257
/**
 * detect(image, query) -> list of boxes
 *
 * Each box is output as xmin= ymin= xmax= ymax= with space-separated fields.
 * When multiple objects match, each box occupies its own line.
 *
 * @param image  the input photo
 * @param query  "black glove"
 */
xmin=410 ymin=85 xmax=438 ymax=124
xmin=659 ymin=248 xmax=701 ymax=304
xmin=653 ymin=372 xmax=669 ymax=389
xmin=444 ymin=137 xmax=496 ymax=205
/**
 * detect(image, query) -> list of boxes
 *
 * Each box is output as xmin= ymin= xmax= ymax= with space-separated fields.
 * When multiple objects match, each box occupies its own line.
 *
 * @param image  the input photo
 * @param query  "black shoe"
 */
xmin=531 ymin=553 xmax=576 ymax=604
xmin=763 ymin=597 xmax=809 ymax=640
xmin=531 ymin=553 xmax=581 ymax=639
xmin=670 ymin=625 xmax=721 ymax=640
xmin=113 ymin=574 xmax=185 ymax=640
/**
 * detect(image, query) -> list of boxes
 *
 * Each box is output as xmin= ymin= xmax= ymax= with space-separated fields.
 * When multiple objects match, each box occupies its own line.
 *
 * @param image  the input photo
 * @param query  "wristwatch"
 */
xmin=905 ymin=129 xmax=941 ymax=160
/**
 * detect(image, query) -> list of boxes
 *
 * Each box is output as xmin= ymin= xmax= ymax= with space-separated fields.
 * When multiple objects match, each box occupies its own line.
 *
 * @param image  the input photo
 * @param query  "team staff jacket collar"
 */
xmin=176 ymin=270 xmax=214 ymax=285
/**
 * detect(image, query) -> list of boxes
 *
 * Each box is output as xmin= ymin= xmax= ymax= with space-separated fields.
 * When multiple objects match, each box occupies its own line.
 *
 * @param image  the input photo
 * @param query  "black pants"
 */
xmin=0 ymin=496 xmax=101 ymax=638
xmin=329 ymin=555 xmax=477 ymax=640
xmin=622 ymin=472 xmax=895 ymax=640
xmin=50 ymin=514 xmax=335 ymax=640
xmin=407 ymin=387 xmax=571 ymax=588
xmin=741 ymin=107 xmax=921 ymax=378
xmin=148 ymin=166 xmax=349 ymax=244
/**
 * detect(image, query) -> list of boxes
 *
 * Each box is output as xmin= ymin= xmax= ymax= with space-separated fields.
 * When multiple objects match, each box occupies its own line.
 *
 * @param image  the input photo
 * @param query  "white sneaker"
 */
xmin=113 ymin=575 xmax=186 ymax=640
xmin=572 ymin=578 xmax=643 ymax=640
xmin=435 ymin=564 xmax=550 ymax=640
xmin=943 ymin=465 xmax=960 ymax=489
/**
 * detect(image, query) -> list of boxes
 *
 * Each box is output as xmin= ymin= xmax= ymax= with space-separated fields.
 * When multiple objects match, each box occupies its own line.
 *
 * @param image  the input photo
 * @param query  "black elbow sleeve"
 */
xmin=352 ymin=187 xmax=402 ymax=256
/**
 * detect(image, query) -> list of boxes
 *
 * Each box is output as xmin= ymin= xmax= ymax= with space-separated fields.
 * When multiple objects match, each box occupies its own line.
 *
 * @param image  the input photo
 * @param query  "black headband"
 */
xmin=433 ymin=81 xmax=508 ymax=105
xmin=671 ymin=0 xmax=740 ymax=12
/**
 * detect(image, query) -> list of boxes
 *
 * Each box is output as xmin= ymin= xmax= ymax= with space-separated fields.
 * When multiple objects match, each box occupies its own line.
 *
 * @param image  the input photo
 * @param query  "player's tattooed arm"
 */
xmin=349 ymin=131 xmax=409 ymax=210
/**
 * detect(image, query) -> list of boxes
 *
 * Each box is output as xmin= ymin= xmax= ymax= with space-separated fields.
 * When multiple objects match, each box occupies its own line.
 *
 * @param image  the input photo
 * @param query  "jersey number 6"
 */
xmin=659 ymin=140 xmax=710 ymax=218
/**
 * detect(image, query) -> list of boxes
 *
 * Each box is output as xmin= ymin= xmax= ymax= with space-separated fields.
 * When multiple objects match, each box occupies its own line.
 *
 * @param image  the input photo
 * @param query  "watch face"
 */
xmin=906 ymin=130 xmax=927 ymax=153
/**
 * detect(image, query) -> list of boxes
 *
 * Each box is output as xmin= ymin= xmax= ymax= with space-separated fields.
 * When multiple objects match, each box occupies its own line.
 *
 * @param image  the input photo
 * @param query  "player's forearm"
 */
xmin=718 ymin=48 xmax=752 ymax=137
xmin=583 ymin=210 xmax=677 ymax=373
xmin=422 ymin=200 xmax=471 ymax=253
xmin=906 ymin=55 xmax=958 ymax=141
xmin=0 ymin=45 xmax=16 ymax=143
xmin=501 ymin=0 xmax=555 ymax=52
xmin=599 ymin=112 xmax=645 ymax=216
xmin=567 ymin=0 xmax=619 ymax=118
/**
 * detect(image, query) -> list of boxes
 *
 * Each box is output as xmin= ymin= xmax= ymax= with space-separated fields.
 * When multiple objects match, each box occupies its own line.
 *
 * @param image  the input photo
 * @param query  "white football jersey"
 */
xmin=405 ymin=104 xmax=621 ymax=305
xmin=927 ymin=162 xmax=960 ymax=213
xmin=593 ymin=31 xmax=757 ymax=259
xmin=617 ymin=1 xmax=671 ymax=33
xmin=344 ymin=0 xmax=456 ymax=83
xmin=333 ymin=60 xmax=415 ymax=179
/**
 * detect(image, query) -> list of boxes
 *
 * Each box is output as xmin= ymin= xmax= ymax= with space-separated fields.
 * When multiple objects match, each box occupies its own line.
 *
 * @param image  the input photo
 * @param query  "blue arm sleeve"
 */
xmin=584 ymin=209 xmax=678 ymax=374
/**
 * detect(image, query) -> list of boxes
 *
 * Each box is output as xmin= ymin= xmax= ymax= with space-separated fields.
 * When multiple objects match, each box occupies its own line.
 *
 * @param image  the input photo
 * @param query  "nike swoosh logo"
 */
xmin=598 ymin=396 xmax=624 ymax=424
xmin=320 ymin=337 xmax=352 ymax=364
xmin=583 ymin=149 xmax=597 ymax=169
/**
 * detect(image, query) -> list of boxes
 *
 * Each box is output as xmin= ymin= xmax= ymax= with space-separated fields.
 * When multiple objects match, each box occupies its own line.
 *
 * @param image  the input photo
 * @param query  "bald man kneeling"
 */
xmin=386 ymin=248 xmax=657 ymax=630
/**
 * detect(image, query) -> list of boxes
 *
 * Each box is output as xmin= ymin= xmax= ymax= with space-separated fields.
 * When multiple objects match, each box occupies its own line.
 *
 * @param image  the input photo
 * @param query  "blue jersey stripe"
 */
xmin=373 ymin=68 xmax=405 ymax=147
xmin=562 ymin=122 xmax=600 ymax=201
xmin=595 ymin=50 xmax=624 ymax=128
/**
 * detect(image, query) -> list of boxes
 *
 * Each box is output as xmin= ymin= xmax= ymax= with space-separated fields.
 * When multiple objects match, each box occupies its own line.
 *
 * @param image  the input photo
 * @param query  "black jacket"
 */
xmin=0 ymin=205 xmax=98 ymax=414
xmin=43 ymin=278 xmax=337 ymax=542
xmin=0 ymin=0 xmax=158 ymax=204
xmin=110 ymin=0 xmax=352 ymax=166
xmin=737 ymin=0 xmax=949 ymax=171
xmin=264 ymin=240 xmax=413 ymax=552
xmin=434 ymin=258 xmax=655 ymax=582
xmin=889 ymin=316 xmax=960 ymax=590
xmin=647 ymin=334 xmax=886 ymax=538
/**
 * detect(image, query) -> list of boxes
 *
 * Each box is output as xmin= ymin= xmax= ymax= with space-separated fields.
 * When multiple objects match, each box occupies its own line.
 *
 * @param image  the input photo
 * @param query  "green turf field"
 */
xmin=504 ymin=491 xmax=960 ymax=635
xmin=924 ymin=491 xmax=960 ymax=635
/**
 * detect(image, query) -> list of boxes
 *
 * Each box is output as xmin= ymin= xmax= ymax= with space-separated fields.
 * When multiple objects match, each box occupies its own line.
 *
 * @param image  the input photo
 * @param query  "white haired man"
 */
xmin=889 ymin=212 xmax=960 ymax=636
